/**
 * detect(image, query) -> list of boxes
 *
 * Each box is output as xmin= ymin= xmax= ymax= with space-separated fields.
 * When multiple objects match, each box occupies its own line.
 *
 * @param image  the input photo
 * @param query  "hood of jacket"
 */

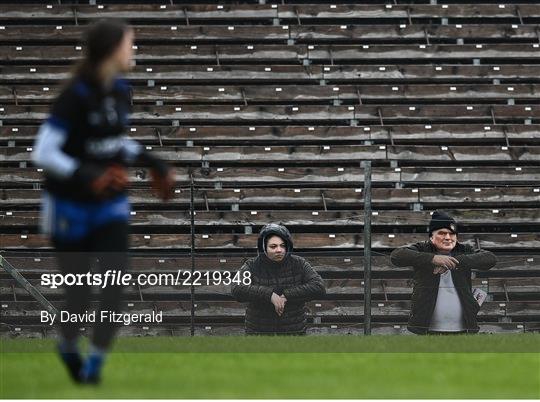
xmin=257 ymin=223 xmax=294 ymax=262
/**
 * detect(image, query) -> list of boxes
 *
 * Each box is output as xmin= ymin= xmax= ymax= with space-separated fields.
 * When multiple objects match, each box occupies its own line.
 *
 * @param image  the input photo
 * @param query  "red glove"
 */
xmin=150 ymin=167 xmax=175 ymax=201
xmin=134 ymin=151 xmax=175 ymax=201
xmin=89 ymin=164 xmax=129 ymax=197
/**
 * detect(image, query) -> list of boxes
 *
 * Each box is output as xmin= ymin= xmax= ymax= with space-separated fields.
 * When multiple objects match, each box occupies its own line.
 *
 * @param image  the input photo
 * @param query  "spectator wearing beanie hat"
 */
xmin=390 ymin=210 xmax=497 ymax=335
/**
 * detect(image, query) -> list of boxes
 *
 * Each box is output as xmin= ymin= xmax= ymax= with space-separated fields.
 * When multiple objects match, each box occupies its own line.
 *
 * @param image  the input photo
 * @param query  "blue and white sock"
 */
xmin=80 ymin=343 xmax=106 ymax=383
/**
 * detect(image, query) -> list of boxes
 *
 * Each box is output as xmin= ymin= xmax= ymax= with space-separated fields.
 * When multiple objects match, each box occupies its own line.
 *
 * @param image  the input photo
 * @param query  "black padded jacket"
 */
xmin=231 ymin=225 xmax=326 ymax=334
xmin=390 ymin=241 xmax=497 ymax=334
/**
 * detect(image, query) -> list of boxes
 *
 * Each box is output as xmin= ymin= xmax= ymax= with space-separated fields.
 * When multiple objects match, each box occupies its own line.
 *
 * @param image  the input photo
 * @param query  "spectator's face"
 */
xmin=430 ymin=229 xmax=457 ymax=252
xmin=266 ymin=235 xmax=287 ymax=262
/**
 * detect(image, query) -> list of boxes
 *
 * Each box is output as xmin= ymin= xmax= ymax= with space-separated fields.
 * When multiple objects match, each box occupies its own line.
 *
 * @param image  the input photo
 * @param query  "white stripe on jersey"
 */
xmin=32 ymin=121 xmax=79 ymax=179
xmin=120 ymin=135 xmax=142 ymax=163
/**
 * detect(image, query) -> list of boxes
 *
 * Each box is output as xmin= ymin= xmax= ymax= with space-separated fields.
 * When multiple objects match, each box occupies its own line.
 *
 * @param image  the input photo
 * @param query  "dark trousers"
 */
xmin=53 ymin=221 xmax=129 ymax=349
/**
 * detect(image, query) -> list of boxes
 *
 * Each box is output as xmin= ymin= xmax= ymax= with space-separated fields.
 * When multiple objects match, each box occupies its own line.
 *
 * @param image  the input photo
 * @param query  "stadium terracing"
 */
xmin=0 ymin=1 xmax=539 ymax=337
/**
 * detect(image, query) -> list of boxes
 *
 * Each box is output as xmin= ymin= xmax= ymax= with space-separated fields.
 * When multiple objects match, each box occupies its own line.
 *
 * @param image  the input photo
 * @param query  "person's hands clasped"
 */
xmin=432 ymin=255 xmax=459 ymax=275
xmin=271 ymin=292 xmax=287 ymax=316
xmin=433 ymin=266 xmax=448 ymax=275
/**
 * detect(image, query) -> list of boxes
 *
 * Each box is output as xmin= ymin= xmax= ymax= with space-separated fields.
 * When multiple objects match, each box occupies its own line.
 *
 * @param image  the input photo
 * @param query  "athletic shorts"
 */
xmin=41 ymin=191 xmax=130 ymax=242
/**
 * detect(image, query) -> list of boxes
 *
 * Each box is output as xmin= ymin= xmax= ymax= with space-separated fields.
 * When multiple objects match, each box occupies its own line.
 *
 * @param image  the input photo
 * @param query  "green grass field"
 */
xmin=1 ymin=334 xmax=539 ymax=399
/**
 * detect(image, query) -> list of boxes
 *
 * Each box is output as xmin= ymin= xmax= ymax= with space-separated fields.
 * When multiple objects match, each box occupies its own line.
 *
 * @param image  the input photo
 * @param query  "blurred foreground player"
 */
xmin=32 ymin=19 xmax=175 ymax=383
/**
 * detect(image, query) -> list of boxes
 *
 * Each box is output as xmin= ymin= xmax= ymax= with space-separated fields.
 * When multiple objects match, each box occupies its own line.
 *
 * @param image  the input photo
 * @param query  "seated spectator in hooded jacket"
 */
xmin=231 ymin=223 xmax=326 ymax=335
xmin=390 ymin=210 xmax=497 ymax=335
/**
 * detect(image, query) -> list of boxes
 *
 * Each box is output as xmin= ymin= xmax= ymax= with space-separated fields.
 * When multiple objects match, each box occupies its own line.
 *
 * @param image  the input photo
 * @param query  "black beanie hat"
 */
xmin=429 ymin=210 xmax=458 ymax=237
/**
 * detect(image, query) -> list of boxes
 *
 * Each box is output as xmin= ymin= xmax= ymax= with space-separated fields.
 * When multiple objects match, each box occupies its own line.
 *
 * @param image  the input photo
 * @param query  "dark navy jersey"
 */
xmin=33 ymin=76 xmax=142 ymax=202
xmin=52 ymin=77 xmax=132 ymax=162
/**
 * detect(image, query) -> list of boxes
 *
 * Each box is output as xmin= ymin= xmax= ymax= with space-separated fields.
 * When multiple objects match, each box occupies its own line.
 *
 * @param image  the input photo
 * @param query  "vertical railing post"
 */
xmin=189 ymin=173 xmax=195 ymax=336
xmin=362 ymin=161 xmax=372 ymax=335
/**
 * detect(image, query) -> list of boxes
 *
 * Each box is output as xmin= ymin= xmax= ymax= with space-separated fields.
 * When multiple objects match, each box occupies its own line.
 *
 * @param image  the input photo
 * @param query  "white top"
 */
xmin=429 ymin=260 xmax=465 ymax=332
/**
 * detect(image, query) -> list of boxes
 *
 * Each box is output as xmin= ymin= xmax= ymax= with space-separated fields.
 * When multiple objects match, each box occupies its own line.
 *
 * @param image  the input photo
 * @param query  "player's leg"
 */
xmin=80 ymin=220 xmax=129 ymax=384
xmin=47 ymin=194 xmax=94 ymax=383
xmin=53 ymin=238 xmax=92 ymax=383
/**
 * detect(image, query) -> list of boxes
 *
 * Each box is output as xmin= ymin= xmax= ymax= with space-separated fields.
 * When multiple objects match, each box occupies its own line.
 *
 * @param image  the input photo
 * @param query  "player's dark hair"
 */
xmin=72 ymin=19 xmax=131 ymax=85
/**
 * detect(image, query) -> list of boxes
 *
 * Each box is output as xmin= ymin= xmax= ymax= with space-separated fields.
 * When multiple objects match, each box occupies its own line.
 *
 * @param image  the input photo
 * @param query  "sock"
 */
xmin=80 ymin=344 xmax=106 ymax=384
xmin=57 ymin=337 xmax=83 ymax=383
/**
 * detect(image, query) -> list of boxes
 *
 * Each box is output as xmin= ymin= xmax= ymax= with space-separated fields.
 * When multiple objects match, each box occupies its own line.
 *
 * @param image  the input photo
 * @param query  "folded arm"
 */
xmin=231 ymin=261 xmax=274 ymax=304
xmin=282 ymin=260 xmax=326 ymax=301
xmin=390 ymin=243 xmax=435 ymax=269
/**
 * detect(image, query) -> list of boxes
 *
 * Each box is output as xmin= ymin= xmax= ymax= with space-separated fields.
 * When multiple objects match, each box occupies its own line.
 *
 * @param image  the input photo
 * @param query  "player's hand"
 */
xmin=432 ymin=255 xmax=459 ymax=270
xmin=271 ymin=292 xmax=287 ymax=316
xmin=90 ymin=164 xmax=128 ymax=197
xmin=150 ymin=167 xmax=175 ymax=201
